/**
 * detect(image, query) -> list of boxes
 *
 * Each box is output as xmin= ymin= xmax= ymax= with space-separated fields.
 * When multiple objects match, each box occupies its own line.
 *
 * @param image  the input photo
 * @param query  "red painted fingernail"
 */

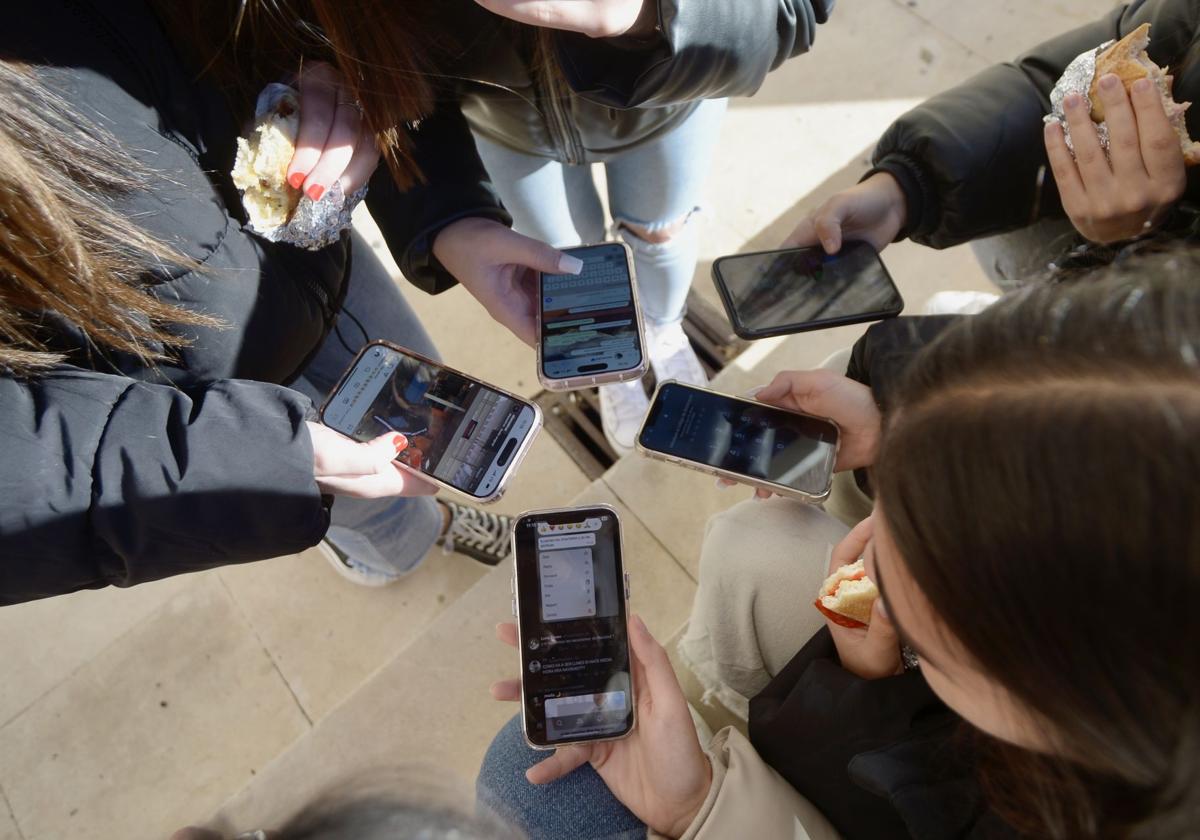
xmin=288 ymin=172 xmax=305 ymax=190
xmin=393 ymin=434 xmax=407 ymax=454
xmin=306 ymin=184 xmax=325 ymax=202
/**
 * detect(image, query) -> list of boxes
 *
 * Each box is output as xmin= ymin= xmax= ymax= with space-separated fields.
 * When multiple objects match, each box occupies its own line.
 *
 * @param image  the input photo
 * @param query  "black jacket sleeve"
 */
xmin=554 ymin=0 xmax=834 ymax=108
xmin=365 ymin=95 xmax=512 ymax=295
xmin=0 ymin=370 xmax=329 ymax=605
xmin=871 ymin=0 xmax=1198 ymax=247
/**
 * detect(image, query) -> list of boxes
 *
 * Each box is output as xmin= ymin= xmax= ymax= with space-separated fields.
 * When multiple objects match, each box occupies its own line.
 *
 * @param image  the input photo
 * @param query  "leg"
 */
xmin=292 ymin=230 xmax=443 ymax=577
xmin=472 ymin=133 xmax=607 ymax=247
xmin=969 ymin=217 xmax=1080 ymax=292
xmin=476 ymin=716 xmax=646 ymax=840
xmin=604 ymin=98 xmax=728 ymax=327
xmin=680 ymin=497 xmax=850 ymax=720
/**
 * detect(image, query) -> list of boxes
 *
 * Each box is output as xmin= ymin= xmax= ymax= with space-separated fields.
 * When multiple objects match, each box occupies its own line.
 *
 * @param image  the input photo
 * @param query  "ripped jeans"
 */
xmin=472 ymin=98 xmax=728 ymax=327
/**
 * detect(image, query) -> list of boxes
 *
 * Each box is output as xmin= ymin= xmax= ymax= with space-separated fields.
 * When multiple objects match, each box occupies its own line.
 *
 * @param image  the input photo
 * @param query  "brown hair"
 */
xmin=149 ymin=0 xmax=444 ymax=189
xmin=0 ymin=62 xmax=219 ymax=375
xmin=875 ymin=250 xmax=1200 ymax=837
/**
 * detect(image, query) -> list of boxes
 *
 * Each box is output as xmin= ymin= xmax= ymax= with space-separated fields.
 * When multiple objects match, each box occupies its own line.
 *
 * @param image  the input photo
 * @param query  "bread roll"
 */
xmin=814 ymin=558 xmax=879 ymax=629
xmin=231 ymin=91 xmax=302 ymax=231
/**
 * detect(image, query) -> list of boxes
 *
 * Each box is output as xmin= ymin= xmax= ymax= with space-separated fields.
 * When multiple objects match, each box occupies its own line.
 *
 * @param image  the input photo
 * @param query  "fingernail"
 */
xmin=821 ymin=239 xmax=836 ymax=253
xmin=715 ymin=479 xmax=728 ymax=490
xmin=1099 ymin=73 xmax=1119 ymax=91
xmin=1133 ymin=78 xmax=1153 ymax=95
xmin=875 ymin=598 xmax=890 ymax=621
xmin=1064 ymin=93 xmax=1083 ymax=110
xmin=557 ymin=254 xmax=584 ymax=275
xmin=288 ymin=172 xmax=305 ymax=190
xmin=392 ymin=434 xmax=407 ymax=454
xmin=306 ymin=184 xmax=325 ymax=202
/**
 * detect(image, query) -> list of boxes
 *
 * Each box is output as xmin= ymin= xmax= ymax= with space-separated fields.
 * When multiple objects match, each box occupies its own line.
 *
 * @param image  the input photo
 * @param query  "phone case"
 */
xmin=510 ymin=503 xmax=637 ymax=750
xmin=634 ymin=380 xmax=839 ymax=504
xmin=537 ymin=241 xmax=650 ymax=392
xmin=318 ymin=340 xmax=543 ymax=505
xmin=711 ymin=244 xmax=904 ymax=341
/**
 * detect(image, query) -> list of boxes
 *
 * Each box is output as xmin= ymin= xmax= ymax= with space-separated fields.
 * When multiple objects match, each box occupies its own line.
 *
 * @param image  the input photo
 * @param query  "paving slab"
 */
xmin=0 ymin=575 xmax=309 ymax=840
xmin=0 ymin=789 xmax=20 ymax=840
xmin=902 ymin=0 xmax=1102 ymax=65
xmin=0 ymin=574 xmax=193 ymax=730
xmin=211 ymin=480 xmax=695 ymax=832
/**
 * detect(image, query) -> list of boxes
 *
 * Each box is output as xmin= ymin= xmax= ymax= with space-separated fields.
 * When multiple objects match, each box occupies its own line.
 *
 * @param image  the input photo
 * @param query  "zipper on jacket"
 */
xmin=534 ymin=30 xmax=585 ymax=166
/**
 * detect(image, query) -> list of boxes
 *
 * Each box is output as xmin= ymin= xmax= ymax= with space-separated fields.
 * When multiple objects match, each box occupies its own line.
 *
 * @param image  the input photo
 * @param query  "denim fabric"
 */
xmin=291 ymin=231 xmax=443 ymax=577
xmin=476 ymin=716 xmax=647 ymax=840
xmin=473 ymin=98 xmax=728 ymax=325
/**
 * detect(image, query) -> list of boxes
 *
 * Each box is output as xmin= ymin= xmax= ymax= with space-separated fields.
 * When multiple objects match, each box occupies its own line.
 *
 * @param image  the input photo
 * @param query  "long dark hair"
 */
xmin=875 ymin=250 xmax=1200 ymax=837
xmin=149 ymin=0 xmax=446 ymax=189
xmin=0 ymin=62 xmax=218 ymax=375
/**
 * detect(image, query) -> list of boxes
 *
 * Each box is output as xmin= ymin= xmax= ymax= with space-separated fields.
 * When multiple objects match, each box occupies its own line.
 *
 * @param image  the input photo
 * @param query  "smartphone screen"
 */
xmin=514 ymin=507 xmax=633 ymax=747
xmin=540 ymin=243 xmax=644 ymax=381
xmin=714 ymin=241 xmax=903 ymax=338
xmin=639 ymin=383 xmax=838 ymax=497
xmin=321 ymin=343 xmax=538 ymax=499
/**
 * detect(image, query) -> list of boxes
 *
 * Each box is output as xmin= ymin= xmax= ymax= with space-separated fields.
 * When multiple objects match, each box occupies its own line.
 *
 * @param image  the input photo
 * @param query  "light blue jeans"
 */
xmin=473 ymin=98 xmax=728 ymax=326
xmin=477 ymin=715 xmax=646 ymax=840
xmin=291 ymin=231 xmax=444 ymax=577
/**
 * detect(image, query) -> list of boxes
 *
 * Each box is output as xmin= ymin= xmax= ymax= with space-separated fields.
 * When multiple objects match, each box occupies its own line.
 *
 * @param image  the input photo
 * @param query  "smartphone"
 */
xmin=320 ymin=341 xmax=542 ymax=503
xmin=637 ymin=381 xmax=839 ymax=502
xmin=538 ymin=242 xmax=648 ymax=391
xmin=712 ymin=241 xmax=904 ymax=340
xmin=512 ymin=505 xmax=635 ymax=749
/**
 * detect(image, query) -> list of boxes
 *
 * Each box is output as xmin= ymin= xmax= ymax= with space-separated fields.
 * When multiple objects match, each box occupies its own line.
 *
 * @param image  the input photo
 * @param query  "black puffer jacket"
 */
xmin=870 ymin=0 xmax=1200 ymax=248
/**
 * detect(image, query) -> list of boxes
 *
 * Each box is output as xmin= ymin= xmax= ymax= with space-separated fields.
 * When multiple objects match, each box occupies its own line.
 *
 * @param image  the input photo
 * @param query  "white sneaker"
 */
xmin=599 ymin=379 xmax=650 ymax=457
xmin=923 ymin=291 xmax=1000 ymax=316
xmin=316 ymin=539 xmax=397 ymax=587
xmin=647 ymin=320 xmax=707 ymax=387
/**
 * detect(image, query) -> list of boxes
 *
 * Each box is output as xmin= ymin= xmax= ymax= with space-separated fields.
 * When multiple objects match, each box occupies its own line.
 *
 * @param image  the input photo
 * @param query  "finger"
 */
xmin=1094 ymin=74 xmax=1146 ymax=178
xmin=828 ymin=515 xmax=874 ymax=575
xmin=1131 ymin=77 xmax=1188 ymax=183
xmin=312 ymin=428 xmax=407 ymax=477
xmin=782 ymin=216 xmax=819 ymax=249
xmin=526 ymin=746 xmax=591 ymax=785
xmin=866 ymin=598 xmax=901 ymax=655
xmin=315 ymin=465 xmax=438 ymax=499
xmin=300 ymin=100 xmax=362 ymax=202
xmin=627 ymin=614 xmax=685 ymax=703
xmin=1062 ymin=92 xmax=1112 ymax=185
xmin=810 ymin=200 xmax=848 ymax=254
xmin=338 ymin=126 xmax=382 ymax=195
xmin=288 ymin=62 xmax=339 ymax=189
xmin=490 ymin=678 xmax=521 ymax=701
xmin=495 ymin=622 xmax=518 ymax=647
xmin=1044 ymin=122 xmax=1087 ymax=212
xmin=498 ymin=268 xmax=539 ymax=347
xmin=492 ymin=229 xmax=584 ymax=276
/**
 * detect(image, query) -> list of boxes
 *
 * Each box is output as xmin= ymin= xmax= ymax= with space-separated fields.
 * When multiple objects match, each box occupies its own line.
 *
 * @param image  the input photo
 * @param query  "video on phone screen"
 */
xmin=541 ymin=244 xmax=643 ymax=380
xmin=640 ymin=384 xmax=837 ymax=495
xmin=323 ymin=346 xmax=535 ymax=498
xmin=516 ymin=511 xmax=632 ymax=744
xmin=721 ymin=243 xmax=901 ymax=333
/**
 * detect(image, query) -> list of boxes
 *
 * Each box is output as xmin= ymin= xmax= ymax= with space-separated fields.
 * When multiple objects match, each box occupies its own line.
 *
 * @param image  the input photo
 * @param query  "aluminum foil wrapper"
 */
xmin=244 ymin=83 xmax=367 ymax=251
xmin=1044 ymin=43 xmax=1111 ymax=155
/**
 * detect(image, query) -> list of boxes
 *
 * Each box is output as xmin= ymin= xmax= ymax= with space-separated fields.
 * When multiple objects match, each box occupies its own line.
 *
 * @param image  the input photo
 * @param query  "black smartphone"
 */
xmin=538 ymin=242 xmax=648 ymax=391
xmin=320 ymin=341 xmax=542 ymax=502
xmin=512 ymin=505 xmax=634 ymax=749
xmin=637 ymin=382 xmax=839 ymax=502
xmin=712 ymin=241 xmax=903 ymax=339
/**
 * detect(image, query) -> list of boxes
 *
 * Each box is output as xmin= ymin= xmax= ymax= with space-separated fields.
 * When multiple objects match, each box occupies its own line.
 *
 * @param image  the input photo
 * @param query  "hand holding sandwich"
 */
xmin=1045 ymin=75 xmax=1186 ymax=244
xmin=821 ymin=516 xmax=902 ymax=680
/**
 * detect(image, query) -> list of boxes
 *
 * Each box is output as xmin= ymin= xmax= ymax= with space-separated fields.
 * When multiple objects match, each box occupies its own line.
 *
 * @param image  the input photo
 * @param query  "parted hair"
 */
xmin=876 ymin=251 xmax=1200 ymax=838
xmin=0 ymin=62 xmax=218 ymax=375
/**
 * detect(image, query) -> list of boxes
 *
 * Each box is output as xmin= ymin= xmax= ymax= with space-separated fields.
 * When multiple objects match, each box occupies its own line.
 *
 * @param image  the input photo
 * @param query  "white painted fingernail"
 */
xmin=557 ymin=254 xmax=583 ymax=274
xmin=744 ymin=386 xmax=764 ymax=398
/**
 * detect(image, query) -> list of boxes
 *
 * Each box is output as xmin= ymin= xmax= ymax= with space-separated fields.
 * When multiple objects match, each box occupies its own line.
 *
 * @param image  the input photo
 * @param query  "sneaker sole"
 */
xmin=315 ymin=541 xmax=397 ymax=588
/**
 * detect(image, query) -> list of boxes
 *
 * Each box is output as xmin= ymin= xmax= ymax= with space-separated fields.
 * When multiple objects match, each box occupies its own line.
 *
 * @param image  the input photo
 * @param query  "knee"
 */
xmin=619 ymin=214 xmax=689 ymax=246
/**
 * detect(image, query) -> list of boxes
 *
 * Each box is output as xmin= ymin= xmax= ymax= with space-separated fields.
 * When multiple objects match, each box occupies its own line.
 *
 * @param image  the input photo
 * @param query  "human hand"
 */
xmin=491 ymin=616 xmax=712 ymax=839
xmin=433 ymin=217 xmax=583 ymax=346
xmin=472 ymin=0 xmax=651 ymax=38
xmin=718 ymin=371 xmax=879 ymax=499
xmin=285 ymin=62 xmax=381 ymax=203
xmin=1045 ymin=75 xmax=1186 ymax=244
xmin=784 ymin=172 xmax=907 ymax=255
xmin=306 ymin=422 xmax=439 ymax=498
xmin=825 ymin=516 xmax=902 ymax=680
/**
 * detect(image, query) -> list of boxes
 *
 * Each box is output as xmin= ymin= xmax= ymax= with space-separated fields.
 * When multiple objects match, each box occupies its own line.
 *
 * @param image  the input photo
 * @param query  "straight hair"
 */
xmin=876 ymin=251 xmax=1200 ymax=837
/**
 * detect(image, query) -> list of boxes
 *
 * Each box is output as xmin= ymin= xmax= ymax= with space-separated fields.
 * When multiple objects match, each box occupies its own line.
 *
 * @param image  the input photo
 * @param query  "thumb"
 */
xmin=867 ymin=597 xmax=900 ymax=648
xmin=313 ymin=426 xmax=407 ymax=478
xmin=492 ymin=229 xmax=584 ymax=276
xmin=814 ymin=210 xmax=844 ymax=255
xmin=628 ymin=614 xmax=685 ymax=704
xmin=782 ymin=216 xmax=819 ymax=249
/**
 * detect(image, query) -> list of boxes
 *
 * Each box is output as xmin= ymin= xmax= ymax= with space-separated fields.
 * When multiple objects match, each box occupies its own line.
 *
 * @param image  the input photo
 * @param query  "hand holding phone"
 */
xmin=490 ymin=616 xmax=713 ymax=838
xmin=306 ymin=421 xmax=439 ymax=498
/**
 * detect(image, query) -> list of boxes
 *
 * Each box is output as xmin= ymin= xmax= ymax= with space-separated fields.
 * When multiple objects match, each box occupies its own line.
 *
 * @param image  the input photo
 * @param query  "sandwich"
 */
xmin=1086 ymin=23 xmax=1200 ymax=165
xmin=231 ymin=89 xmax=302 ymax=231
xmin=814 ymin=558 xmax=878 ymax=629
